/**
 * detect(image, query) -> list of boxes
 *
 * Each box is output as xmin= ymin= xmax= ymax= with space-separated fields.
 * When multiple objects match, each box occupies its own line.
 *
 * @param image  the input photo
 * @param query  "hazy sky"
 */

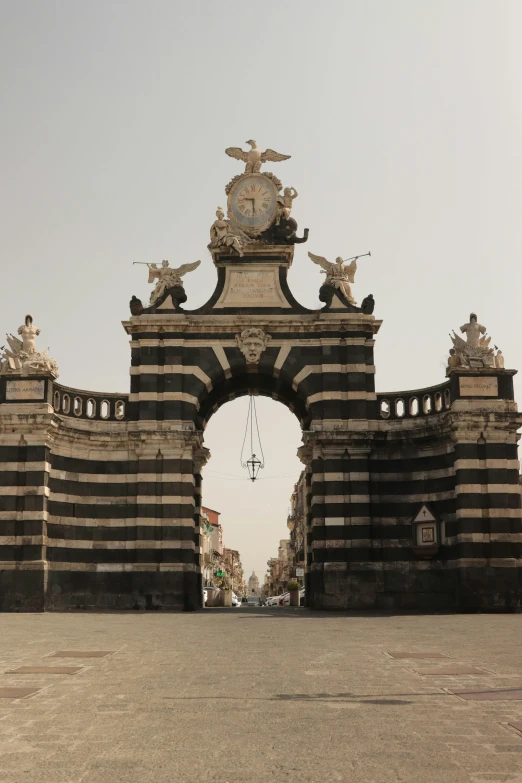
xmin=2 ymin=1 xmax=521 ymax=584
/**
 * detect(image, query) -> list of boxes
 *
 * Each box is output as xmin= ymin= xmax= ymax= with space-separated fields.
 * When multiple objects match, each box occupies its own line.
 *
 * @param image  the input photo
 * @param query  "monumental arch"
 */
xmin=1 ymin=143 xmax=521 ymax=612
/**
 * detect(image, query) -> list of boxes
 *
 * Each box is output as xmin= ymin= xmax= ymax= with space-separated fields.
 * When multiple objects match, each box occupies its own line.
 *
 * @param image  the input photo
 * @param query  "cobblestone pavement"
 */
xmin=1 ymin=609 xmax=522 ymax=783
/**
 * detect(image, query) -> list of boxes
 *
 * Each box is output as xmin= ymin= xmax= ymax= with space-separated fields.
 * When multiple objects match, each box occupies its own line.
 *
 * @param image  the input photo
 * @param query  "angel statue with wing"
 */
xmin=145 ymin=259 xmax=201 ymax=305
xmin=308 ymin=252 xmax=359 ymax=305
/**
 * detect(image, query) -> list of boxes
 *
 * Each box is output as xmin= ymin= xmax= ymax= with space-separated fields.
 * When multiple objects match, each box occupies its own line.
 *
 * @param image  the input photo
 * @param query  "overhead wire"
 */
xmin=239 ymin=393 xmax=265 ymax=476
xmin=239 ymin=395 xmax=251 ymax=468
xmin=204 ymin=472 xmax=296 ymax=481
xmin=252 ymin=393 xmax=265 ymax=467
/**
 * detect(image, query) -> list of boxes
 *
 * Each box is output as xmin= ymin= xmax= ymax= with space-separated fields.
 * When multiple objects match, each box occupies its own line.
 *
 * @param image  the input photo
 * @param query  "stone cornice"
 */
xmin=123 ymin=313 xmax=381 ymax=335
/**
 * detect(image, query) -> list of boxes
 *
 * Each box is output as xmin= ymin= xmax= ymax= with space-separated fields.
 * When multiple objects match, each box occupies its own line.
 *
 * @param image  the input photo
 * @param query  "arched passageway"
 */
xmin=200 ymin=395 xmax=304 ymax=604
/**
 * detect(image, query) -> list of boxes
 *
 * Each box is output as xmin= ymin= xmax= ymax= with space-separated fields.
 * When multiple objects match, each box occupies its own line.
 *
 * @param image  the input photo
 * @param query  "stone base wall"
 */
xmin=455 ymin=566 xmax=522 ymax=612
xmin=43 ymin=569 xmax=201 ymax=611
xmin=308 ymin=564 xmax=521 ymax=612
xmin=4 ymin=561 xmax=519 ymax=614
xmin=0 ymin=569 xmax=203 ymax=612
xmin=0 ymin=567 xmax=46 ymax=612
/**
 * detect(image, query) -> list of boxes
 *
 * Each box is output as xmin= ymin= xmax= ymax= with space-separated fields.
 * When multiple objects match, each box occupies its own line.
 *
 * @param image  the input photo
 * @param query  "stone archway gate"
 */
xmin=1 ymin=148 xmax=521 ymax=612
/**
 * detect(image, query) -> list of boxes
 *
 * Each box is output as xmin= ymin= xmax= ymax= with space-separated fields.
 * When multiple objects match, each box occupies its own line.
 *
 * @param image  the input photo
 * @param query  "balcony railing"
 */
xmin=52 ymin=382 xmax=128 ymax=422
xmin=376 ymin=380 xmax=451 ymax=421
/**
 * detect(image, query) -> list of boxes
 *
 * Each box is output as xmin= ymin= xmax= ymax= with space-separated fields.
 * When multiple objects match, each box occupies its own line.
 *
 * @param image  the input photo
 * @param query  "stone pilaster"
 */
xmin=302 ymin=429 xmax=374 ymax=608
xmin=0 ymin=399 xmax=54 ymax=611
xmin=447 ymin=397 xmax=522 ymax=611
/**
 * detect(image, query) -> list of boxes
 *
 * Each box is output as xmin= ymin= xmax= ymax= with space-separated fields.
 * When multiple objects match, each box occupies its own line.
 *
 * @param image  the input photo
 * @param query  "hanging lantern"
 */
xmin=246 ymin=453 xmax=262 ymax=482
xmin=240 ymin=393 xmax=265 ymax=482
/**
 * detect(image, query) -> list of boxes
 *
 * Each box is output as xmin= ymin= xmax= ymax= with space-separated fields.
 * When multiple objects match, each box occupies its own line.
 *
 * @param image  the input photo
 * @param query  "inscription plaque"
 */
xmin=215 ymin=265 xmax=290 ymax=308
xmin=459 ymin=377 xmax=498 ymax=397
xmin=5 ymin=380 xmax=46 ymax=401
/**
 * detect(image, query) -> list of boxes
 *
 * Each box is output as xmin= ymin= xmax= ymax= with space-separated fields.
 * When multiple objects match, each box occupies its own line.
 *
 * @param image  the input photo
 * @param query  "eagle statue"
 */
xmin=225 ymin=140 xmax=291 ymax=173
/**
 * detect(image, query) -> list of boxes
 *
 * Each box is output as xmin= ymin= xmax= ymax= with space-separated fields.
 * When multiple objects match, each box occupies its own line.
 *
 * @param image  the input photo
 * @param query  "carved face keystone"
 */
xmin=236 ymin=328 xmax=271 ymax=364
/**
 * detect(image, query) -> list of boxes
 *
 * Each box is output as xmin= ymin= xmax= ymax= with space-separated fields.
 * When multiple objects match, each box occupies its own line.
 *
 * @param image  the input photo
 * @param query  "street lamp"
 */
xmin=241 ymin=394 xmax=264 ymax=482
xmin=246 ymin=453 xmax=262 ymax=482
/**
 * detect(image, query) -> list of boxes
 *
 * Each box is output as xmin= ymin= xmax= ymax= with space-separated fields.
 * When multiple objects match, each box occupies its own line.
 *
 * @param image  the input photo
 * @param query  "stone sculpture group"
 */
xmin=0 ymin=315 xmax=59 ymax=376
xmin=448 ymin=313 xmax=505 ymax=370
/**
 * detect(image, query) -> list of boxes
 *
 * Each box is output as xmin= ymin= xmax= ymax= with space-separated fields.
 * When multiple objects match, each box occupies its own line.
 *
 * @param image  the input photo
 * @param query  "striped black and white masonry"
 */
xmin=1 ymin=164 xmax=521 ymax=612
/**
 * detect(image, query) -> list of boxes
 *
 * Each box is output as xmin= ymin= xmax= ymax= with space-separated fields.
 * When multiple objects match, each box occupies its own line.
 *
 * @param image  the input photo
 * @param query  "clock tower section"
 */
xmin=205 ymin=158 xmax=311 ymax=314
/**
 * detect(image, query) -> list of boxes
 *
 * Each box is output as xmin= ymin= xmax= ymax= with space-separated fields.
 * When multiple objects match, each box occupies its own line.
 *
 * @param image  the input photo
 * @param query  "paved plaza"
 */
xmin=0 ymin=609 xmax=522 ymax=783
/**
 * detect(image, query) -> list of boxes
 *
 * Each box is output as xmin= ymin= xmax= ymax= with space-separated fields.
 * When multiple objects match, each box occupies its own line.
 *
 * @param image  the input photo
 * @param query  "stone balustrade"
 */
xmin=52 ymin=382 xmax=128 ymax=422
xmin=377 ymin=381 xmax=451 ymax=420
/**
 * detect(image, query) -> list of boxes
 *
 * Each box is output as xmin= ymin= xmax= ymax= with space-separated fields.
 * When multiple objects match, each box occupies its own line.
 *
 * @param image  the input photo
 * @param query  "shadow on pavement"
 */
xmin=162 ymin=689 xmax=451 ymax=705
xmin=201 ymin=607 xmax=457 ymax=618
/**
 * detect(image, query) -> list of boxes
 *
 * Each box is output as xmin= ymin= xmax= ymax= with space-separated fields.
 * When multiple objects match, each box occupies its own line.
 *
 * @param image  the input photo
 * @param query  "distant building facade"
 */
xmin=223 ymin=548 xmax=245 ymax=596
xmin=266 ymin=539 xmax=293 ymax=595
xmin=201 ymin=506 xmax=222 ymax=587
xmin=287 ymin=472 xmax=306 ymax=582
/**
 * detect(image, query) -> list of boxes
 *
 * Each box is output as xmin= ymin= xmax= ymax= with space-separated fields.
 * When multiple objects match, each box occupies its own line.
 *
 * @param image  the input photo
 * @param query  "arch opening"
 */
xmin=197 ymin=372 xmax=310 ymax=431
xmin=200 ymin=394 xmax=308 ymax=608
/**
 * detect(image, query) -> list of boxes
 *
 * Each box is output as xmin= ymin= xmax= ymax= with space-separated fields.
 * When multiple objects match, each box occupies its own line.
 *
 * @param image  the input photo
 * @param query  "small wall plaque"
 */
xmin=459 ymin=377 xmax=498 ymax=397
xmin=5 ymin=380 xmax=45 ymax=401
xmin=412 ymin=503 xmax=440 ymax=555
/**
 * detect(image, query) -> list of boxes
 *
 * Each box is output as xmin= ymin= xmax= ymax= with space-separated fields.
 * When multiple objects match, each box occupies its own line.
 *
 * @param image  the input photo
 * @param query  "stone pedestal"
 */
xmin=219 ymin=589 xmax=232 ymax=607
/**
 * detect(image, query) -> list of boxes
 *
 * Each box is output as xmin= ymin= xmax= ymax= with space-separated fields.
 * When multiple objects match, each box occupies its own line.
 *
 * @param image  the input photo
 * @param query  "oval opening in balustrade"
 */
xmin=62 ymin=394 xmax=70 ymax=414
xmin=434 ymin=392 xmax=442 ymax=412
xmin=423 ymin=394 xmax=432 ymax=415
xmin=86 ymin=398 xmax=96 ymax=419
xmin=100 ymin=400 xmax=110 ymax=420
xmin=395 ymin=398 xmax=405 ymax=417
xmin=73 ymin=397 xmax=82 ymax=416
xmin=115 ymin=400 xmax=125 ymax=420
xmin=444 ymin=389 xmax=451 ymax=409
xmin=409 ymin=397 xmax=419 ymax=416
xmin=53 ymin=391 xmax=60 ymax=410
xmin=380 ymin=399 xmax=390 ymax=419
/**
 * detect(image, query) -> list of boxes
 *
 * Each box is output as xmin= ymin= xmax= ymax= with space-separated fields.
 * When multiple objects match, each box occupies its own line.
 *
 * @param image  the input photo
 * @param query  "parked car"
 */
xmin=279 ymin=592 xmax=290 ymax=606
xmin=231 ymin=592 xmax=242 ymax=607
xmin=267 ymin=595 xmax=281 ymax=606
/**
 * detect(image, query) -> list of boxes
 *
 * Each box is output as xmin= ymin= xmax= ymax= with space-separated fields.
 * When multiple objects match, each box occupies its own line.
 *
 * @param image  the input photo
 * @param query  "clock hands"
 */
xmin=236 ymin=184 xmax=272 ymax=220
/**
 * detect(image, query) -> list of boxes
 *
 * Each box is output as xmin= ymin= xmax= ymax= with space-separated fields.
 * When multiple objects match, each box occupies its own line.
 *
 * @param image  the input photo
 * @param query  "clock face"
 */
xmin=228 ymin=175 xmax=278 ymax=233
